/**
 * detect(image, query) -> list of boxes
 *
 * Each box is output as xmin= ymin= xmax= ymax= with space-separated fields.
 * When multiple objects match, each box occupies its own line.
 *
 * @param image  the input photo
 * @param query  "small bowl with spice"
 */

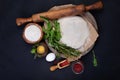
xmin=31 ymin=42 xmax=48 ymax=59
xmin=72 ymin=60 xmax=84 ymax=74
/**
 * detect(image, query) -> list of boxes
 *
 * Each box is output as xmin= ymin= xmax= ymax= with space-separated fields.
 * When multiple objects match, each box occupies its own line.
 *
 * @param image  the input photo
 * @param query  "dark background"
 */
xmin=0 ymin=0 xmax=120 ymax=80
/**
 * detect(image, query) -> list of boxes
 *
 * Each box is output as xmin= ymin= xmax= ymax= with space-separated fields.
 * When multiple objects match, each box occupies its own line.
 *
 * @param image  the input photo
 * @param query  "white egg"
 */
xmin=46 ymin=53 xmax=56 ymax=62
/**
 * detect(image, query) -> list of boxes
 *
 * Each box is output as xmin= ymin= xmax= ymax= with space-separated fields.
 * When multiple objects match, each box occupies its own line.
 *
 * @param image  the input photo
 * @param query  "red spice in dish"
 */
xmin=59 ymin=60 xmax=69 ymax=67
xmin=73 ymin=62 xmax=83 ymax=73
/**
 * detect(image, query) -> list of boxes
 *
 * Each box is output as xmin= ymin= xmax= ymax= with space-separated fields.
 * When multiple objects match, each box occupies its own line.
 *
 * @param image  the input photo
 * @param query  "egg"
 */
xmin=46 ymin=53 xmax=56 ymax=62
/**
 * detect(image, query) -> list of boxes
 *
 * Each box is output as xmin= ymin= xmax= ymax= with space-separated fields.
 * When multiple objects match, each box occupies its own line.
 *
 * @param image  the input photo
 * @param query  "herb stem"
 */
xmin=92 ymin=50 xmax=98 ymax=67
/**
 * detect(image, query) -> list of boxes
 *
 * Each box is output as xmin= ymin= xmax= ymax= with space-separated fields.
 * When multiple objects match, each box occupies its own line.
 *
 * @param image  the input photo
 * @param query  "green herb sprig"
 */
xmin=92 ymin=50 xmax=98 ymax=67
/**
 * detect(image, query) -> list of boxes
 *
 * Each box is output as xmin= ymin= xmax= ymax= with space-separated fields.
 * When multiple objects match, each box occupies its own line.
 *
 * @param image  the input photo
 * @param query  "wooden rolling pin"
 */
xmin=16 ymin=1 xmax=103 ymax=26
xmin=50 ymin=59 xmax=70 ymax=71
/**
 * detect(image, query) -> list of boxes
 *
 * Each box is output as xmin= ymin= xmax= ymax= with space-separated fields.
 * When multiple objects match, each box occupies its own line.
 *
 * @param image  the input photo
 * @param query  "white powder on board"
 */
xmin=58 ymin=16 xmax=90 ymax=49
xmin=24 ymin=25 xmax=41 ymax=42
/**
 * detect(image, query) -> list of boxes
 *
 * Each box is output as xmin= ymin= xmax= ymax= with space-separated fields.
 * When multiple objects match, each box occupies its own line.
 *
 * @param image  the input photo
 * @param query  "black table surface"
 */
xmin=0 ymin=0 xmax=120 ymax=80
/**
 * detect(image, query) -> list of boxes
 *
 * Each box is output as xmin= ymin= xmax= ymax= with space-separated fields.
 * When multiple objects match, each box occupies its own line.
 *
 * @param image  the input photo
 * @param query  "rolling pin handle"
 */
xmin=50 ymin=65 xmax=58 ymax=71
xmin=85 ymin=1 xmax=103 ymax=11
xmin=16 ymin=17 xmax=32 ymax=26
